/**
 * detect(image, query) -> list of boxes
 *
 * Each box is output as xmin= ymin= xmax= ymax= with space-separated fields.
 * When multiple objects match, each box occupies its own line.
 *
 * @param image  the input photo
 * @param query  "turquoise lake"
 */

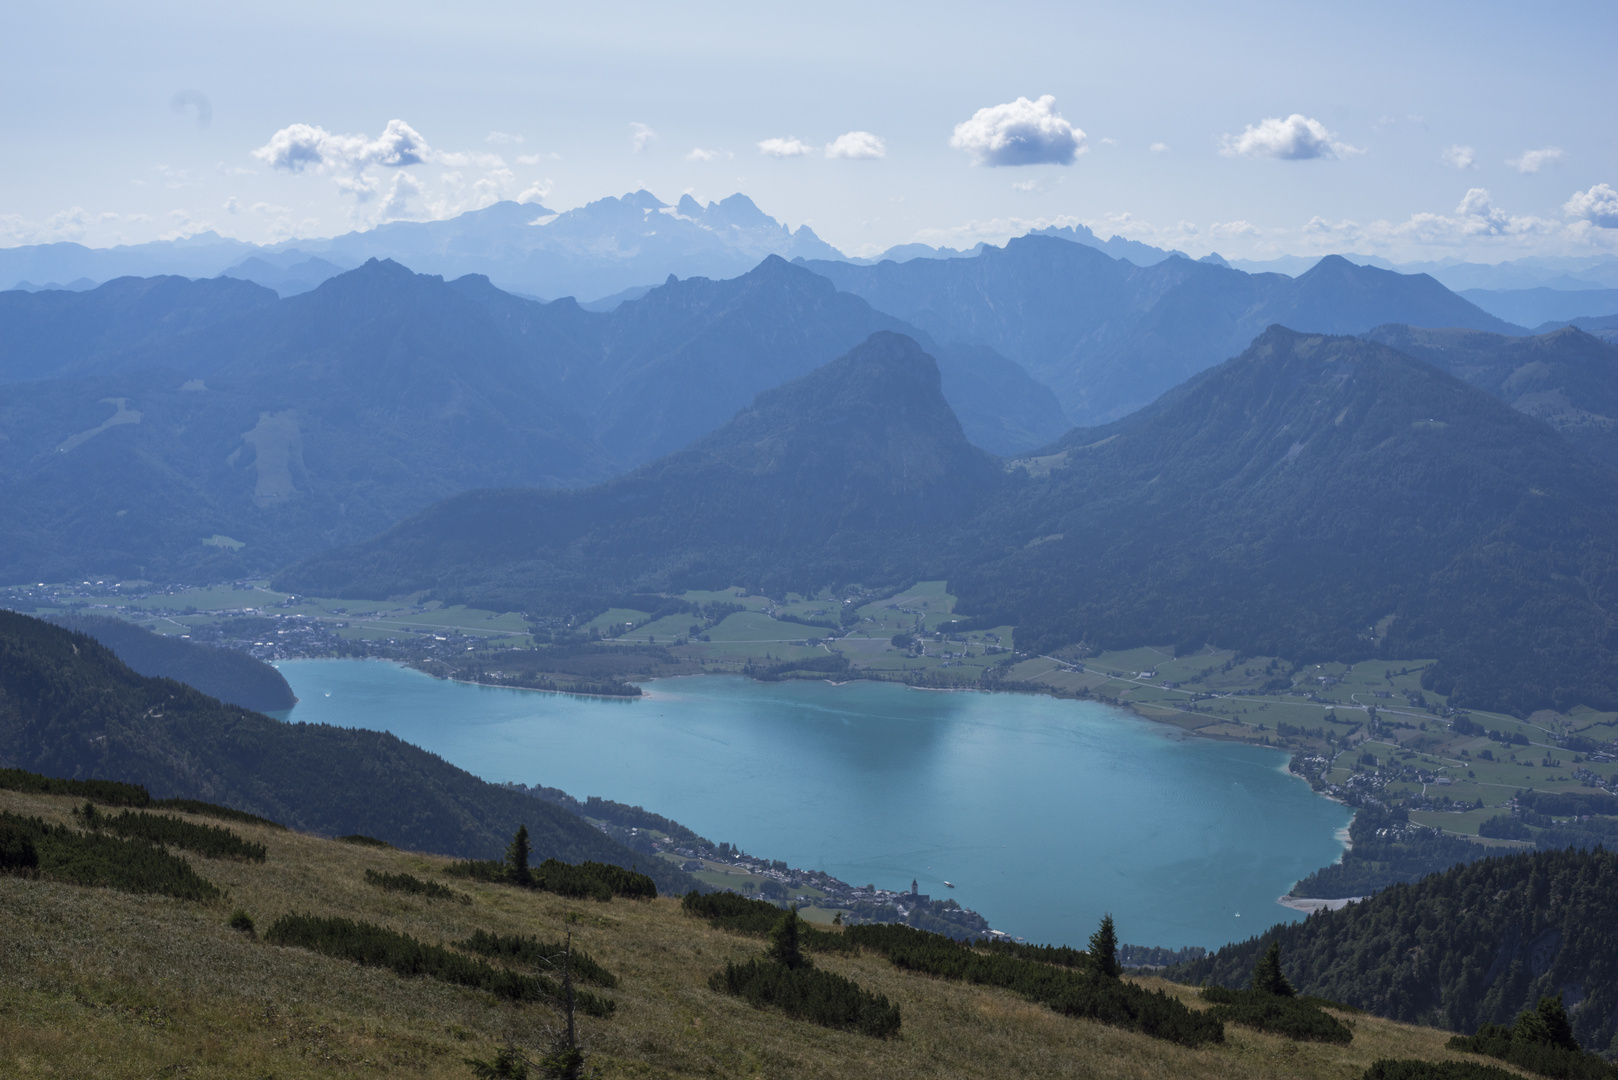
xmin=275 ymin=659 xmax=1350 ymax=951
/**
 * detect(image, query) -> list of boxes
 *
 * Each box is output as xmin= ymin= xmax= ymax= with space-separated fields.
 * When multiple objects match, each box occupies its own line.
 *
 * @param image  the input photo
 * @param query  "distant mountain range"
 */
xmin=283 ymin=327 xmax=1617 ymax=717
xmin=0 ymin=257 xmax=1064 ymax=583
xmin=800 ymin=237 xmax=1522 ymax=424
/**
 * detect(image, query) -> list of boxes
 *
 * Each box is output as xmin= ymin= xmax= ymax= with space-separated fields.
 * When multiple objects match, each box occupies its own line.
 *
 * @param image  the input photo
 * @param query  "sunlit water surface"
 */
xmin=276 ymin=660 xmax=1349 ymax=950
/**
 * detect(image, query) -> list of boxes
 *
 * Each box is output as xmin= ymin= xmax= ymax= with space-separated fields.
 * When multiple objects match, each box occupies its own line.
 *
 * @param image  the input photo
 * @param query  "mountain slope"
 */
xmin=802 ymin=238 xmax=1523 ymax=423
xmin=0 ymin=609 xmax=695 ymax=893
xmin=949 ymin=327 xmax=1617 ymax=715
xmin=278 ymin=332 xmax=1004 ymax=609
xmin=1167 ymin=847 xmax=1618 ymax=1053
xmin=1363 ymin=324 xmax=1618 ymax=465
xmin=43 ymin=613 xmax=296 ymax=712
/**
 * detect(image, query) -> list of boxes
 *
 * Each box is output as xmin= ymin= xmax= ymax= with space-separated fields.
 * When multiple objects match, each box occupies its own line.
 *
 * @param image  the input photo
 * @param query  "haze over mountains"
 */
xmin=284 ymin=327 xmax=1616 ymax=718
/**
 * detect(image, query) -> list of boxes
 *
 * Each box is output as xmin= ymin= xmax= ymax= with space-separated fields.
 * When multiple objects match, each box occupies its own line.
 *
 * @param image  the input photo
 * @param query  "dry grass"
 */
xmin=0 ymin=788 xmax=1533 ymax=1079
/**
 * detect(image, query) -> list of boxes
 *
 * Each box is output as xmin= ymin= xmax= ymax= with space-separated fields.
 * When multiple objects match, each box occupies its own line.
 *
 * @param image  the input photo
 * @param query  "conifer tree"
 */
xmin=1250 ymin=941 xmax=1295 ymax=996
xmin=1513 ymin=993 xmax=1579 ymax=1051
xmin=1089 ymin=914 xmax=1121 ymax=979
xmin=767 ymin=905 xmax=807 ymax=969
xmin=506 ymin=824 xmax=532 ymax=886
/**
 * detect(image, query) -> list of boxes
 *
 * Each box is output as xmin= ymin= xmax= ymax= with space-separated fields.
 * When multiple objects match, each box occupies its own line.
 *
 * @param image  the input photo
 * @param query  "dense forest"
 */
xmin=1166 ymin=847 xmax=1618 ymax=1053
xmin=46 ymin=613 xmax=295 ymax=712
xmin=0 ymin=610 xmax=696 ymax=895
xmin=1289 ymin=808 xmax=1493 ymax=899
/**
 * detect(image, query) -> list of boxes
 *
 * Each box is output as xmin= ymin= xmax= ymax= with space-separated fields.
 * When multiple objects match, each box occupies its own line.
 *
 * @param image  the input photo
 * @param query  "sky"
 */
xmin=3 ymin=0 xmax=1615 ymax=262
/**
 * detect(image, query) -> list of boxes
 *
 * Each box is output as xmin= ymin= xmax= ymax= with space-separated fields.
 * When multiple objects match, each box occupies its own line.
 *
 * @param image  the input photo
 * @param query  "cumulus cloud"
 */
xmin=518 ymin=179 xmax=553 ymax=204
xmin=950 ymin=95 xmax=1085 ymax=166
xmin=252 ymin=119 xmax=430 ymax=201
xmin=1149 ymin=142 xmax=1170 ymax=154
xmin=1220 ymin=114 xmax=1361 ymax=160
xmin=485 ymin=131 xmax=524 ymax=144
xmin=825 ymin=131 xmax=885 ymax=159
xmin=758 ymin=137 xmax=814 ymax=158
xmin=378 ymin=172 xmax=423 ymax=220
xmin=630 ymin=122 xmax=657 ymax=153
xmin=685 ymin=147 xmax=731 ymax=162
xmin=171 ymin=89 xmax=212 ymax=130
xmin=1564 ymin=183 xmax=1618 ymax=228
xmin=1508 ymin=147 xmax=1564 ymax=173
xmin=1441 ymin=145 xmax=1476 ymax=170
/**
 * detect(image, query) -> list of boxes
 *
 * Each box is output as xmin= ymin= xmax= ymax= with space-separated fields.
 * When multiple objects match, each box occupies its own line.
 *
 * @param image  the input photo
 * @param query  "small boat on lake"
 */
xmin=944 ymin=881 xmax=954 ymax=888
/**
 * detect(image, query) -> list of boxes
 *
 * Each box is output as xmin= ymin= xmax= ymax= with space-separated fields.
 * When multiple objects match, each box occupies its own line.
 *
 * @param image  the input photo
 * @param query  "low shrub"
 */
xmin=845 ymin=923 xmax=1223 ymax=1047
xmin=152 ymin=798 xmax=285 ymax=830
xmin=0 ymin=767 xmax=149 ymax=806
xmin=266 ymin=914 xmax=615 ymax=1017
xmin=228 ymin=910 xmax=256 ymax=935
xmin=680 ymin=890 xmax=857 ymax=954
xmin=710 ymin=958 xmax=900 ymax=1037
xmin=338 ymin=834 xmax=392 ymax=848
xmin=1200 ymin=984 xmax=1353 ymax=1043
xmin=457 ymin=930 xmax=618 ymax=988
xmin=80 ymin=805 xmax=267 ymax=861
xmin=1363 ymin=1061 xmax=1521 ymax=1080
xmin=1449 ymin=1020 xmax=1617 ymax=1079
xmin=364 ymin=868 xmax=471 ymax=903
xmin=1 ymin=810 xmax=219 ymax=900
xmin=447 ymin=857 xmax=656 ymax=901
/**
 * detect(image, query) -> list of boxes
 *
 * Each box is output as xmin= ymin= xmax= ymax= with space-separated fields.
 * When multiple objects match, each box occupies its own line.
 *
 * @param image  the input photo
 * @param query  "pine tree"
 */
xmin=1089 ymin=914 xmax=1121 ymax=979
xmin=767 ymin=905 xmax=807 ymax=969
xmin=1513 ymin=993 xmax=1579 ymax=1051
xmin=506 ymin=824 xmax=532 ymax=886
xmin=1250 ymin=941 xmax=1295 ymax=996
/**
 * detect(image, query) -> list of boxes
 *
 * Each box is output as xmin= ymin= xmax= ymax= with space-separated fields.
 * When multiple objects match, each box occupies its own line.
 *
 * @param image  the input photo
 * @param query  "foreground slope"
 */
xmin=954 ymin=327 xmax=1617 ymax=715
xmin=0 ymin=610 xmax=693 ymax=893
xmin=1168 ymin=847 xmax=1617 ymax=1054
xmin=1363 ymin=324 xmax=1618 ymax=466
xmin=280 ymin=332 xmax=1003 ymax=610
xmin=0 ymin=783 xmax=1528 ymax=1080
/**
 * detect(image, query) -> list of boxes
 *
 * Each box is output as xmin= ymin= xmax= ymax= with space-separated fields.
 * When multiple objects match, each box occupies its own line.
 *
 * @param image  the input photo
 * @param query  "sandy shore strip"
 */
xmin=1277 ymin=895 xmax=1363 ymax=914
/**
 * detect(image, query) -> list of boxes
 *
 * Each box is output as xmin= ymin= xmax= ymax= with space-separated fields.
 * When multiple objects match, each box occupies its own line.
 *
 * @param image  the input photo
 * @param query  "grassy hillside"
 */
xmin=0 ymin=783 xmax=1545 ymax=1080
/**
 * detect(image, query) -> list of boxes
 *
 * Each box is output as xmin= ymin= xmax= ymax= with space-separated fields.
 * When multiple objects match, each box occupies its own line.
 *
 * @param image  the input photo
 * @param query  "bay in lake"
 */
xmin=275 ymin=659 xmax=1350 ymax=951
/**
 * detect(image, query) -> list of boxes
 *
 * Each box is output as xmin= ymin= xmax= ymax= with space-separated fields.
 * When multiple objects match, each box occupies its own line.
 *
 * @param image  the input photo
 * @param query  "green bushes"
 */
xmin=339 ymin=834 xmax=392 ymax=847
xmin=77 ymin=804 xmax=267 ymax=861
xmin=710 ymin=957 xmax=901 ymax=1038
xmin=1200 ymin=984 xmax=1354 ymax=1043
xmin=0 ymin=810 xmax=219 ymax=900
xmin=151 ymin=798 xmax=285 ymax=830
xmin=447 ymin=852 xmax=656 ymax=901
xmin=1362 ymin=1062 xmax=1520 ymax=1080
xmin=1448 ymin=996 xmax=1618 ymax=1080
xmin=680 ymin=890 xmax=857 ymax=955
xmin=457 ymin=930 xmax=618 ymax=988
xmin=844 ymin=923 xmax=1224 ymax=1048
xmin=364 ymin=869 xmax=471 ymax=904
xmin=265 ymin=914 xmax=615 ymax=1017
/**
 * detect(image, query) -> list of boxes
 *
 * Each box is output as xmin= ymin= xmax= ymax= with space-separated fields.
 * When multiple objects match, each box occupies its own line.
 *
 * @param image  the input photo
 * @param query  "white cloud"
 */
xmin=517 ymin=152 xmax=560 ymax=165
xmin=485 ymin=131 xmax=524 ymax=144
xmin=378 ymin=172 xmax=423 ymax=221
xmin=252 ymin=119 xmax=430 ymax=202
xmin=1149 ymin=142 xmax=1170 ymax=154
xmin=1220 ymin=114 xmax=1361 ymax=160
xmin=685 ymin=147 xmax=732 ymax=162
xmin=825 ymin=131 xmax=886 ymax=159
xmin=0 ymin=206 xmax=94 ymax=244
xmin=1564 ymin=183 xmax=1618 ymax=228
xmin=1011 ymin=179 xmax=1041 ymax=192
xmin=758 ymin=137 xmax=814 ymax=158
xmin=1507 ymin=147 xmax=1564 ymax=173
xmin=630 ymin=122 xmax=657 ymax=153
xmin=435 ymin=150 xmax=506 ymax=169
xmin=224 ymin=196 xmax=240 ymax=215
xmin=950 ymin=95 xmax=1086 ymax=167
xmin=1441 ymin=145 xmax=1476 ymax=170
xmin=170 ymin=89 xmax=212 ymax=130
xmin=517 ymin=179 xmax=553 ymax=204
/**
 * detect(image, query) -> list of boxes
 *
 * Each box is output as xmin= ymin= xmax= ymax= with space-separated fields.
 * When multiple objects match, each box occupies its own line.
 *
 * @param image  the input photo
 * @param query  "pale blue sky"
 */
xmin=3 ymin=0 xmax=1614 ymax=261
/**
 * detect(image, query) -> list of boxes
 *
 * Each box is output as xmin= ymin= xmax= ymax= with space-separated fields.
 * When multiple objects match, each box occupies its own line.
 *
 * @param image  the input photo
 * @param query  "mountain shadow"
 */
xmin=948 ymin=327 xmax=1616 ymax=716
xmin=0 ymin=609 xmax=696 ymax=894
xmin=278 ymin=331 xmax=1005 ymax=611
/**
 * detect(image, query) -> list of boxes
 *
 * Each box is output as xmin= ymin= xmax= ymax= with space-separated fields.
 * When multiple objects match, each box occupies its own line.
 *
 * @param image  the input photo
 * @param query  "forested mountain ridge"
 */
xmin=0 ymin=609 xmax=696 ymax=895
xmin=0 ymin=258 xmax=1061 ymax=585
xmin=277 ymin=331 xmax=1004 ymax=610
xmin=1165 ymin=847 xmax=1618 ymax=1054
xmin=44 ymin=613 xmax=295 ymax=713
xmin=951 ymin=327 xmax=1617 ymax=715
xmin=1363 ymin=323 xmax=1618 ymax=466
xmin=800 ymin=237 xmax=1523 ymax=424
